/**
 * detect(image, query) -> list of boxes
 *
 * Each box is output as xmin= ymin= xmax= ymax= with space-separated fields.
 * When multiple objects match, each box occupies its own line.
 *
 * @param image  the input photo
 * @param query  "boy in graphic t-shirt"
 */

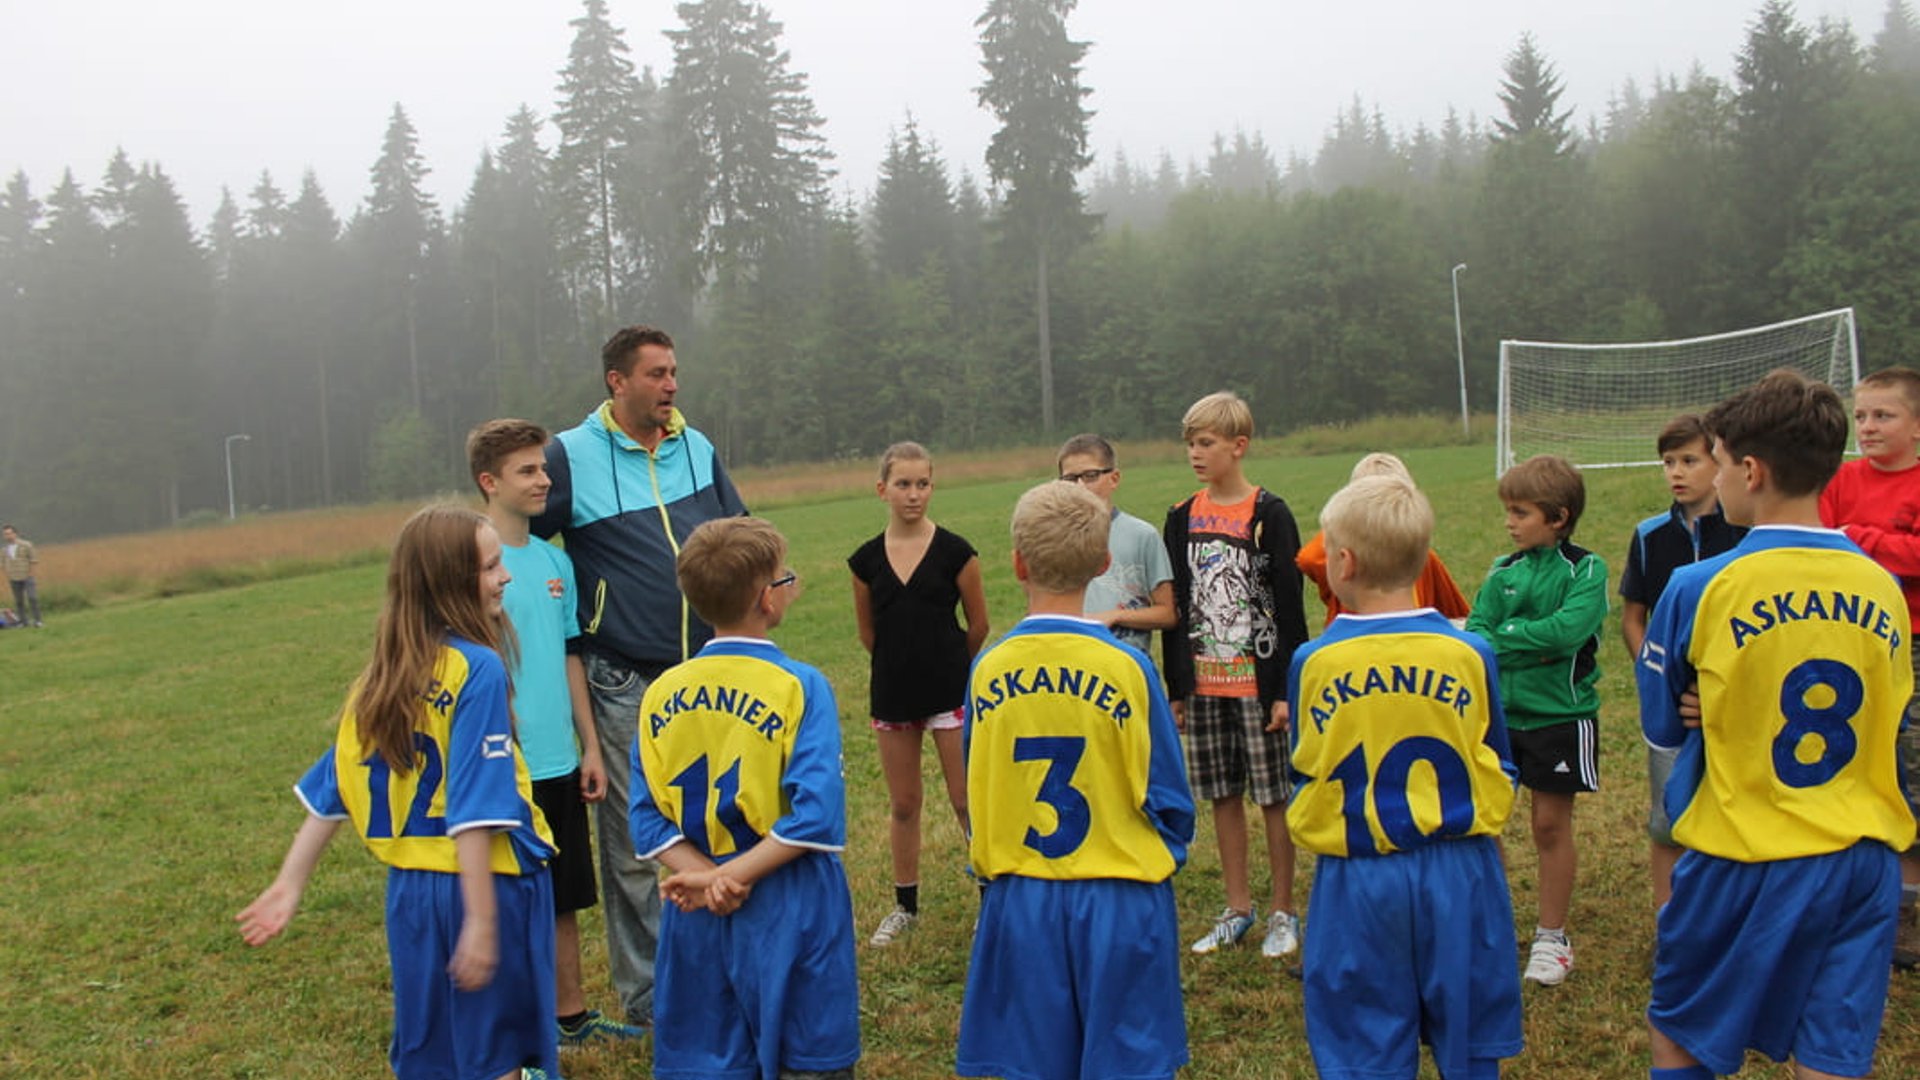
xmin=1163 ymin=391 xmax=1310 ymax=960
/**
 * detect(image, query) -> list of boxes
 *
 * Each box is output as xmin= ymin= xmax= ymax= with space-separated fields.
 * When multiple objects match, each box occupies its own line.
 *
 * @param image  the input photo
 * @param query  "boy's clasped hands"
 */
xmin=660 ymin=864 xmax=753 ymax=915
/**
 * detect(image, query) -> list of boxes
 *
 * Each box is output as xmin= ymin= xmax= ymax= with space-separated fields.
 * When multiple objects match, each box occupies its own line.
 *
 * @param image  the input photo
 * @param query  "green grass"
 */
xmin=3 ymin=438 xmax=1917 ymax=1078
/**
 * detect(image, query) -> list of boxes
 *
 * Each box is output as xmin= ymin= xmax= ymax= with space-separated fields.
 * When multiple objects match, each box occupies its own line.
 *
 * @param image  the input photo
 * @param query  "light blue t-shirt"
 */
xmin=1084 ymin=508 xmax=1175 ymax=653
xmin=501 ymin=536 xmax=582 ymax=781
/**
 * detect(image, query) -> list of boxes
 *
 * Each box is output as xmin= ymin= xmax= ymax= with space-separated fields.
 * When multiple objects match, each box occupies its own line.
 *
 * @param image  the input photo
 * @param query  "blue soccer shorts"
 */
xmin=958 ymin=875 xmax=1187 ymax=1080
xmin=1650 ymin=841 xmax=1900 ymax=1077
xmin=652 ymin=851 xmax=860 ymax=1080
xmin=1303 ymin=838 xmax=1523 ymax=1080
xmin=386 ymin=865 xmax=558 ymax=1080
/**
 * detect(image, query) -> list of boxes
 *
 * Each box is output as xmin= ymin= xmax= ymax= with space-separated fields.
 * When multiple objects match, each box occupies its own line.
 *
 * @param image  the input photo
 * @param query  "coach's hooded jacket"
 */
xmin=532 ymin=403 xmax=747 ymax=669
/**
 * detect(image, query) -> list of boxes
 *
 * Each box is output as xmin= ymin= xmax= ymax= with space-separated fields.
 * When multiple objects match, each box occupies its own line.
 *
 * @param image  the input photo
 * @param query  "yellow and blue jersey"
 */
xmin=295 ymin=636 xmax=555 ymax=875
xmin=1287 ymin=610 xmax=1516 ymax=857
xmin=630 ymin=638 xmax=846 ymax=860
xmin=966 ymin=616 xmax=1194 ymax=883
xmin=1639 ymin=526 xmax=1917 ymax=861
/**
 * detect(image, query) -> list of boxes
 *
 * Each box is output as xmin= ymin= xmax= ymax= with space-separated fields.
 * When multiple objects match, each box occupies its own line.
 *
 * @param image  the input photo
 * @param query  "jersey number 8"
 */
xmin=1773 ymin=658 xmax=1861 ymax=788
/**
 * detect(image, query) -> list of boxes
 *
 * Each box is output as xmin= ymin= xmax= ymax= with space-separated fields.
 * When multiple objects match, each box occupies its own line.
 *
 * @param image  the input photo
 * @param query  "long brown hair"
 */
xmin=352 ymin=504 xmax=518 ymax=774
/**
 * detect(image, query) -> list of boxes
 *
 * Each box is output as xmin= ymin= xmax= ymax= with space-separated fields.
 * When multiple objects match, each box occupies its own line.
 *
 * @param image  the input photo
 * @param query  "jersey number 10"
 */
xmin=1327 ymin=736 xmax=1474 ymax=855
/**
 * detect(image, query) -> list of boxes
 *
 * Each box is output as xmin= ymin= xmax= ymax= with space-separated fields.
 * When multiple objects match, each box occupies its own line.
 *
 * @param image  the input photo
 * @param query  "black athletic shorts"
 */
xmin=532 ymin=769 xmax=599 ymax=915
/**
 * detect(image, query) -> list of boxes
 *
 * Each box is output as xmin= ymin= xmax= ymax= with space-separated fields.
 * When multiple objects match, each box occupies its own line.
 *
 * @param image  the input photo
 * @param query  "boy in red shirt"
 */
xmin=1819 ymin=365 xmax=1920 ymax=968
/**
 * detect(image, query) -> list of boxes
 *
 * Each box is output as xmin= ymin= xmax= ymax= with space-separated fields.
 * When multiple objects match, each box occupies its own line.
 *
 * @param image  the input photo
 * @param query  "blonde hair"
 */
xmin=1349 ymin=452 xmax=1413 ymax=484
xmin=677 ymin=517 xmax=787 ymax=628
xmin=1011 ymin=481 xmax=1110 ymax=593
xmin=353 ymin=504 xmax=517 ymax=774
xmin=1497 ymin=454 xmax=1586 ymax=537
xmin=1858 ymin=366 xmax=1920 ymax=415
xmin=1181 ymin=391 xmax=1254 ymax=441
xmin=877 ymin=441 xmax=931 ymax=484
xmin=1320 ymin=476 xmax=1433 ymax=591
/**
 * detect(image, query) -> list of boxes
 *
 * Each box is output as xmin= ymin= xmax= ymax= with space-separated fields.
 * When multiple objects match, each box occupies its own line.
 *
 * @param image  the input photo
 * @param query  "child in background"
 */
xmin=1296 ymin=452 xmax=1471 ymax=626
xmin=848 ymin=441 xmax=991 ymax=946
xmin=1641 ymin=370 xmax=1913 ymax=1078
xmin=632 ymin=517 xmax=860 ymax=1080
xmin=958 ymin=481 xmax=1194 ymax=1080
xmin=1056 ymin=433 xmax=1177 ymax=651
xmin=236 ymin=504 xmax=560 ymax=1080
xmin=1465 ymin=454 xmax=1607 ymax=987
xmin=1819 ymin=365 xmax=1920 ymax=969
xmin=1620 ymin=415 xmax=1746 ymax=910
xmin=467 ymin=419 xmax=645 ymax=1048
xmin=1289 ymin=474 xmax=1522 ymax=1079
xmin=1164 ymin=391 xmax=1311 ymax=959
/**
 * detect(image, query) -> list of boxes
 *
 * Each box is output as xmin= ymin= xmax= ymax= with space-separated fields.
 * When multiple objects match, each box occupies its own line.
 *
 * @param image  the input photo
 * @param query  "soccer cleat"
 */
xmin=869 ymin=906 xmax=917 ymax=947
xmin=1260 ymin=910 xmax=1301 ymax=958
xmin=522 ymin=1069 xmax=556 ymax=1080
xmin=558 ymin=1009 xmax=647 ymax=1047
xmin=1190 ymin=907 xmax=1256 ymax=954
xmin=1524 ymin=935 xmax=1573 ymax=986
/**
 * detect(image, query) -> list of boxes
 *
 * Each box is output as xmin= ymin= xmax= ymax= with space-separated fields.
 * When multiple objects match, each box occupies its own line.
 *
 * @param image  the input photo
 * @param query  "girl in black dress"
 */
xmin=848 ymin=442 xmax=990 ymax=946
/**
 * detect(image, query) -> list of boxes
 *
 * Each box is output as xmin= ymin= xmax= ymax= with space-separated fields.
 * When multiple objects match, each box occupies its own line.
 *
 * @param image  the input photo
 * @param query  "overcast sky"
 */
xmin=0 ymin=0 xmax=1891 ymax=225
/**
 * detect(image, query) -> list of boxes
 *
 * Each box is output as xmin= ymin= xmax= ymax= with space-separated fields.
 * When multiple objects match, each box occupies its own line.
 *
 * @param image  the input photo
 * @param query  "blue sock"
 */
xmin=1650 ymin=1066 xmax=1713 ymax=1080
xmin=1460 ymin=1058 xmax=1500 ymax=1080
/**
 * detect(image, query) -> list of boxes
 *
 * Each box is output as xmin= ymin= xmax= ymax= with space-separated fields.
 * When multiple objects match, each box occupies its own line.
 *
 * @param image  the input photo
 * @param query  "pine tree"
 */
xmin=552 ymin=0 xmax=645 ymax=334
xmin=361 ymin=103 xmax=441 ymax=413
xmin=975 ymin=0 xmax=1095 ymax=436
xmin=1733 ymin=1 xmax=1862 ymax=318
xmin=666 ymin=0 xmax=831 ymax=291
xmin=1873 ymin=0 xmax=1920 ymax=78
xmin=871 ymin=116 xmax=955 ymax=278
xmin=246 ymin=171 xmax=287 ymax=240
xmin=1481 ymin=34 xmax=1591 ymax=339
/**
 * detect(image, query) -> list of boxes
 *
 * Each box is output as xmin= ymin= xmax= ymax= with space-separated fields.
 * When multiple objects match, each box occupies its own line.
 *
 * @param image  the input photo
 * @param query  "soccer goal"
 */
xmin=1495 ymin=307 xmax=1860 ymax=475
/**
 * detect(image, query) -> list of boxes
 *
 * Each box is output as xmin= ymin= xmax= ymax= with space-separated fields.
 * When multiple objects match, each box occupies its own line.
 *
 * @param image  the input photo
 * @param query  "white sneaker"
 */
xmin=1525 ymin=935 xmax=1573 ymax=985
xmin=1260 ymin=910 xmax=1301 ymax=958
xmin=1190 ymin=907 xmax=1256 ymax=954
xmin=869 ymin=906 xmax=916 ymax=947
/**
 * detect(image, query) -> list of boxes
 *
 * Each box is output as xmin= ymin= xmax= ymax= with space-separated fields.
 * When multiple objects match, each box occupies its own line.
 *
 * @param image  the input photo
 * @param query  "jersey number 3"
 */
xmin=1015 ymin=736 xmax=1091 ymax=857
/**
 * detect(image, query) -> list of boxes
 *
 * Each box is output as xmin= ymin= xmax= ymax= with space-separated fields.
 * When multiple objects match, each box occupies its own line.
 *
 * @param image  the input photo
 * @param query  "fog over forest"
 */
xmin=2 ymin=0 xmax=1918 ymax=540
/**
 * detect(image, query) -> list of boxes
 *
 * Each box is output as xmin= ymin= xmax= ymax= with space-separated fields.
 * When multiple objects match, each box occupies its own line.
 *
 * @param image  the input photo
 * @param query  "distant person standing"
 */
xmin=3 ymin=525 xmax=41 ymax=627
xmin=529 ymin=325 xmax=747 ymax=1029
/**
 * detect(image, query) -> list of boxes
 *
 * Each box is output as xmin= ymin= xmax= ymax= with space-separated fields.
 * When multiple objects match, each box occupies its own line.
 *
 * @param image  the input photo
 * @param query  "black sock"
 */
xmin=895 ymin=883 xmax=919 ymax=915
xmin=558 ymin=1010 xmax=589 ymax=1031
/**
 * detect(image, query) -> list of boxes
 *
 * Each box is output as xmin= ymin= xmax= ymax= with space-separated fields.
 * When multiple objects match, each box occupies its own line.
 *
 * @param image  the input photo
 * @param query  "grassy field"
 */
xmin=3 ymin=430 xmax=1917 ymax=1078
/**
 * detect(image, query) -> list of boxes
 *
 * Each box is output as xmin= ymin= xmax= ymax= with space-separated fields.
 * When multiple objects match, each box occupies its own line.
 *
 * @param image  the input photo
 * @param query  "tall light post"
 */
xmin=1451 ymin=263 xmax=1470 ymax=436
xmin=224 ymin=433 xmax=251 ymax=520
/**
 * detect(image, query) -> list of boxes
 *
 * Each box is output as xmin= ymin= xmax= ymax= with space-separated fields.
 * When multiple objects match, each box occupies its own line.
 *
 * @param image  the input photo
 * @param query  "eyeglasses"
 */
xmin=769 ymin=570 xmax=798 ymax=589
xmin=1059 ymin=467 xmax=1115 ymax=485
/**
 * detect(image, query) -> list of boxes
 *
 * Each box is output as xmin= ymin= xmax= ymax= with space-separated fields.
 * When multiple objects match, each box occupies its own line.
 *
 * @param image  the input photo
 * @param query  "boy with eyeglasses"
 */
xmin=1056 ymin=434 xmax=1176 ymax=653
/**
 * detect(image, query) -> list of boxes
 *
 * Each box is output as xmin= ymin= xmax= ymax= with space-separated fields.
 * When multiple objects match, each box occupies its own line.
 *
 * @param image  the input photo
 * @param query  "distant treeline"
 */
xmin=2 ymin=0 xmax=1917 ymax=540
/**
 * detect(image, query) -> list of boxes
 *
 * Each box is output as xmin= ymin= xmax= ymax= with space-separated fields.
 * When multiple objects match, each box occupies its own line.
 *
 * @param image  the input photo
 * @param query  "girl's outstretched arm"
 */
xmin=235 ymin=815 xmax=343 ymax=946
xmin=448 ymin=829 xmax=499 ymax=991
xmin=958 ymin=556 xmax=990 ymax=657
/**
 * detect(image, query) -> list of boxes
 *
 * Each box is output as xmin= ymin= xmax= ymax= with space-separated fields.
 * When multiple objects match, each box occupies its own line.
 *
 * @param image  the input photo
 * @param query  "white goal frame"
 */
xmin=1495 ymin=307 xmax=1860 ymax=475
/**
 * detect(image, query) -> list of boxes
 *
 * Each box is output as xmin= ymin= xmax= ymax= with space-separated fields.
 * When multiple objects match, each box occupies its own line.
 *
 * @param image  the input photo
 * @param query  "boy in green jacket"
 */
xmin=1466 ymin=454 xmax=1607 ymax=987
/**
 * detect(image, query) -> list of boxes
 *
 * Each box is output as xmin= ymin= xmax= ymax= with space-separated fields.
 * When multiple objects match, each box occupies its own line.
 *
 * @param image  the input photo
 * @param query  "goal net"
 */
xmin=1496 ymin=307 xmax=1859 ymax=475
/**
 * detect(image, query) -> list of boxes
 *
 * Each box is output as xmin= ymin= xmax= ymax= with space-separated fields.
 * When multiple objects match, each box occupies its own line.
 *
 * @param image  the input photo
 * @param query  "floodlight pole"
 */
xmin=225 ymin=433 xmax=251 ymax=520
xmin=1451 ymin=263 xmax=1469 ymax=436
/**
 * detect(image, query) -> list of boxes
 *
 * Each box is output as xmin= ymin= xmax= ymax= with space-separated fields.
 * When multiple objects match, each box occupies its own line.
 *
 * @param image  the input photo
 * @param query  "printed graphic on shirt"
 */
xmin=1187 ymin=491 xmax=1274 ymax=699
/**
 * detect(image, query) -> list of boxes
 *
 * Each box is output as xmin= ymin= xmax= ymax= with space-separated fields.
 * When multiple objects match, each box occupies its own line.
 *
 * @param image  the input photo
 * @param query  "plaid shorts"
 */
xmin=1183 ymin=694 xmax=1290 ymax=805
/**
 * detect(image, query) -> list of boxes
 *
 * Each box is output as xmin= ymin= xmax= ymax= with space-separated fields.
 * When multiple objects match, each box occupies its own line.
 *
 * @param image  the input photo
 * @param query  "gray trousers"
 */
xmin=585 ymin=651 xmax=663 ymax=1026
